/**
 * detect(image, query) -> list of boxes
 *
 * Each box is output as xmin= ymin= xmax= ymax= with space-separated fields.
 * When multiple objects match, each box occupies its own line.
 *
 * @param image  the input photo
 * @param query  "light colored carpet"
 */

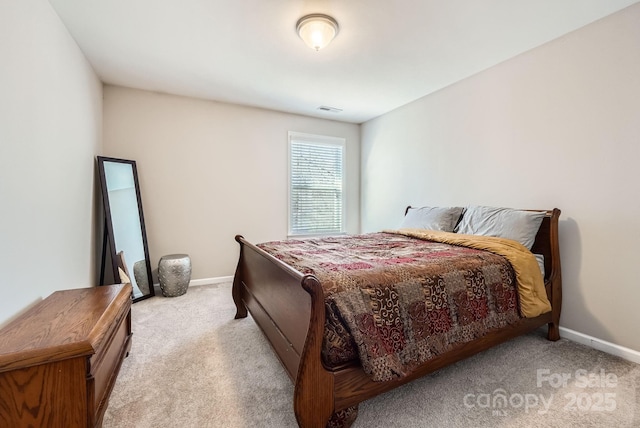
xmin=104 ymin=283 xmax=640 ymax=428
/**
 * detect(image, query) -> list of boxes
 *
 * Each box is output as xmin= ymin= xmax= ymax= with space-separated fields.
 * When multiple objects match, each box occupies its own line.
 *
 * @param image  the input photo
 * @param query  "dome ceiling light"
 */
xmin=296 ymin=14 xmax=339 ymax=51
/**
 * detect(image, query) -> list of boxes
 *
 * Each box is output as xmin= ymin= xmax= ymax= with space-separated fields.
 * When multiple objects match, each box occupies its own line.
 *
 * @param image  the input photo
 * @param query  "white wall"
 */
xmin=0 ymin=0 xmax=102 ymax=325
xmin=361 ymin=4 xmax=640 ymax=352
xmin=103 ymin=86 xmax=360 ymax=281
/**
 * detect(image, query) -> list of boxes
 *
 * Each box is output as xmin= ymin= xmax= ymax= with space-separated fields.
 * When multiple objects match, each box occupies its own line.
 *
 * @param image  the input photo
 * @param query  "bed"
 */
xmin=232 ymin=207 xmax=562 ymax=427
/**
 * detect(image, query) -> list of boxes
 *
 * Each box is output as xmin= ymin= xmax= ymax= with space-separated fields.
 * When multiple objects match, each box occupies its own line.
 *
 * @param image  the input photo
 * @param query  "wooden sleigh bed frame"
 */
xmin=232 ymin=208 xmax=562 ymax=427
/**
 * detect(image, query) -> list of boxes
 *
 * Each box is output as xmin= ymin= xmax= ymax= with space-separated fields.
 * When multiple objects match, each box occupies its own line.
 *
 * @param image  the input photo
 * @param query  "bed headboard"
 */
xmin=529 ymin=208 xmax=561 ymax=283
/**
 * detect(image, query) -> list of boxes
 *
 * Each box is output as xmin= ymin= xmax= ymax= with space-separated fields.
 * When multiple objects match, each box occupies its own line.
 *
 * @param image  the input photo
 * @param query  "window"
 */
xmin=288 ymin=132 xmax=345 ymax=236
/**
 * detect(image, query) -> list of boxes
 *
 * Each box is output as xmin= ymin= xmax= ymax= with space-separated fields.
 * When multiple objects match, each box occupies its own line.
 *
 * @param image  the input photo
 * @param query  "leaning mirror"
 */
xmin=97 ymin=156 xmax=155 ymax=302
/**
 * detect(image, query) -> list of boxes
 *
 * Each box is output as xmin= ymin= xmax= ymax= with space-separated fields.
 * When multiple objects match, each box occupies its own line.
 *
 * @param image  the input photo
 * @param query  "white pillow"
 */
xmin=400 ymin=206 xmax=464 ymax=232
xmin=455 ymin=206 xmax=545 ymax=250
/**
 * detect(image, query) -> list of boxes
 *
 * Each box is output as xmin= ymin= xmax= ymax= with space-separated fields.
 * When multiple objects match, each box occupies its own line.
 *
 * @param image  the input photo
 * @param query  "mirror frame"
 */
xmin=97 ymin=156 xmax=155 ymax=302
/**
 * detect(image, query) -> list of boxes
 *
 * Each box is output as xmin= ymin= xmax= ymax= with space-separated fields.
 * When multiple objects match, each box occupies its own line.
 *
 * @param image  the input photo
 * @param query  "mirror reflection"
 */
xmin=98 ymin=157 xmax=154 ymax=302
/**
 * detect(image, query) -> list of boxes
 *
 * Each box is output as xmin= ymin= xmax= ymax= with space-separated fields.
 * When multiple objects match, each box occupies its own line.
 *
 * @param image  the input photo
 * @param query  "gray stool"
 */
xmin=158 ymin=254 xmax=191 ymax=297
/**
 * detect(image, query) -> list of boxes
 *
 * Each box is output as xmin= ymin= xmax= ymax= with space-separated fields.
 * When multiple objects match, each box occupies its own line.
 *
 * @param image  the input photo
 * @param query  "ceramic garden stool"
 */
xmin=158 ymin=254 xmax=192 ymax=297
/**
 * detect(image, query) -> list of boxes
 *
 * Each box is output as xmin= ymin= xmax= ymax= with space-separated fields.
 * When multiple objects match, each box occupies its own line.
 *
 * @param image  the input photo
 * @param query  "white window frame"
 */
xmin=288 ymin=131 xmax=346 ymax=238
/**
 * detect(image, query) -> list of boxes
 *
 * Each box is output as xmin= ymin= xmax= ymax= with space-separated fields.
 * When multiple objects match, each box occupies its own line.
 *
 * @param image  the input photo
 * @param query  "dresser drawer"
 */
xmin=90 ymin=301 xmax=131 ymax=426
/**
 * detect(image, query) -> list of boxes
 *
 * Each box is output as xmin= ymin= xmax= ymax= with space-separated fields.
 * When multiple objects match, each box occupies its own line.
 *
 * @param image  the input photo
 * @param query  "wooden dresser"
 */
xmin=0 ymin=284 xmax=132 ymax=428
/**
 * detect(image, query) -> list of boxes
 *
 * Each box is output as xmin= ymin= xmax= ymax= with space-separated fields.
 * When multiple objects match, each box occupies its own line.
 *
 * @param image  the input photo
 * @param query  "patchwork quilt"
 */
xmin=257 ymin=232 xmax=532 ymax=381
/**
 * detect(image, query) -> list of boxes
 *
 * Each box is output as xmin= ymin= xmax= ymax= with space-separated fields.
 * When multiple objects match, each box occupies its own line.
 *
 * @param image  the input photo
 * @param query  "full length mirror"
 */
xmin=98 ymin=156 xmax=155 ymax=302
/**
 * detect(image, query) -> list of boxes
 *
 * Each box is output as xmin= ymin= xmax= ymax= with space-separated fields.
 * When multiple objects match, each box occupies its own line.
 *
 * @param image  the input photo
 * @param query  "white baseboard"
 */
xmin=560 ymin=326 xmax=640 ymax=365
xmin=152 ymin=276 xmax=234 ymax=293
xmin=189 ymin=276 xmax=234 ymax=286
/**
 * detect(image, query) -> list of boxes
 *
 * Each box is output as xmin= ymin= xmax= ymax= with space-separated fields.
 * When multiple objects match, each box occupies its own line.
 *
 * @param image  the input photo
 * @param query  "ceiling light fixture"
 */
xmin=296 ymin=14 xmax=339 ymax=51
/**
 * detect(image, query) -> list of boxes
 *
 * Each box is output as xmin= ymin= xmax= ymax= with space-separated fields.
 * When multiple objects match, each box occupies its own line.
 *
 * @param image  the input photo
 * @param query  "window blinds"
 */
xmin=290 ymin=140 xmax=344 ymax=235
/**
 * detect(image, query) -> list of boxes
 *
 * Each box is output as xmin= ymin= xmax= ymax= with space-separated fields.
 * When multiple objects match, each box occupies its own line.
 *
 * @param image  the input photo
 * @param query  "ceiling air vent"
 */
xmin=317 ymin=105 xmax=343 ymax=113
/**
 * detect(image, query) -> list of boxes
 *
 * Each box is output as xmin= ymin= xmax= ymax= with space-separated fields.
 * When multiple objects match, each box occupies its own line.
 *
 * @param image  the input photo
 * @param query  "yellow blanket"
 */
xmin=386 ymin=228 xmax=552 ymax=318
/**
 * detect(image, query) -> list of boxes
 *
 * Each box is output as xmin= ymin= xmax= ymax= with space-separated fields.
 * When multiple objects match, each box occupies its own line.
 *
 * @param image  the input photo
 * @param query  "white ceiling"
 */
xmin=49 ymin=0 xmax=639 ymax=124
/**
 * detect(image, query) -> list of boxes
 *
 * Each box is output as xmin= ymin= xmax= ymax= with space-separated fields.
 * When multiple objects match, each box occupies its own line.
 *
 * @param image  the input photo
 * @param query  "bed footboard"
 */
xmin=233 ymin=235 xmax=339 ymax=427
